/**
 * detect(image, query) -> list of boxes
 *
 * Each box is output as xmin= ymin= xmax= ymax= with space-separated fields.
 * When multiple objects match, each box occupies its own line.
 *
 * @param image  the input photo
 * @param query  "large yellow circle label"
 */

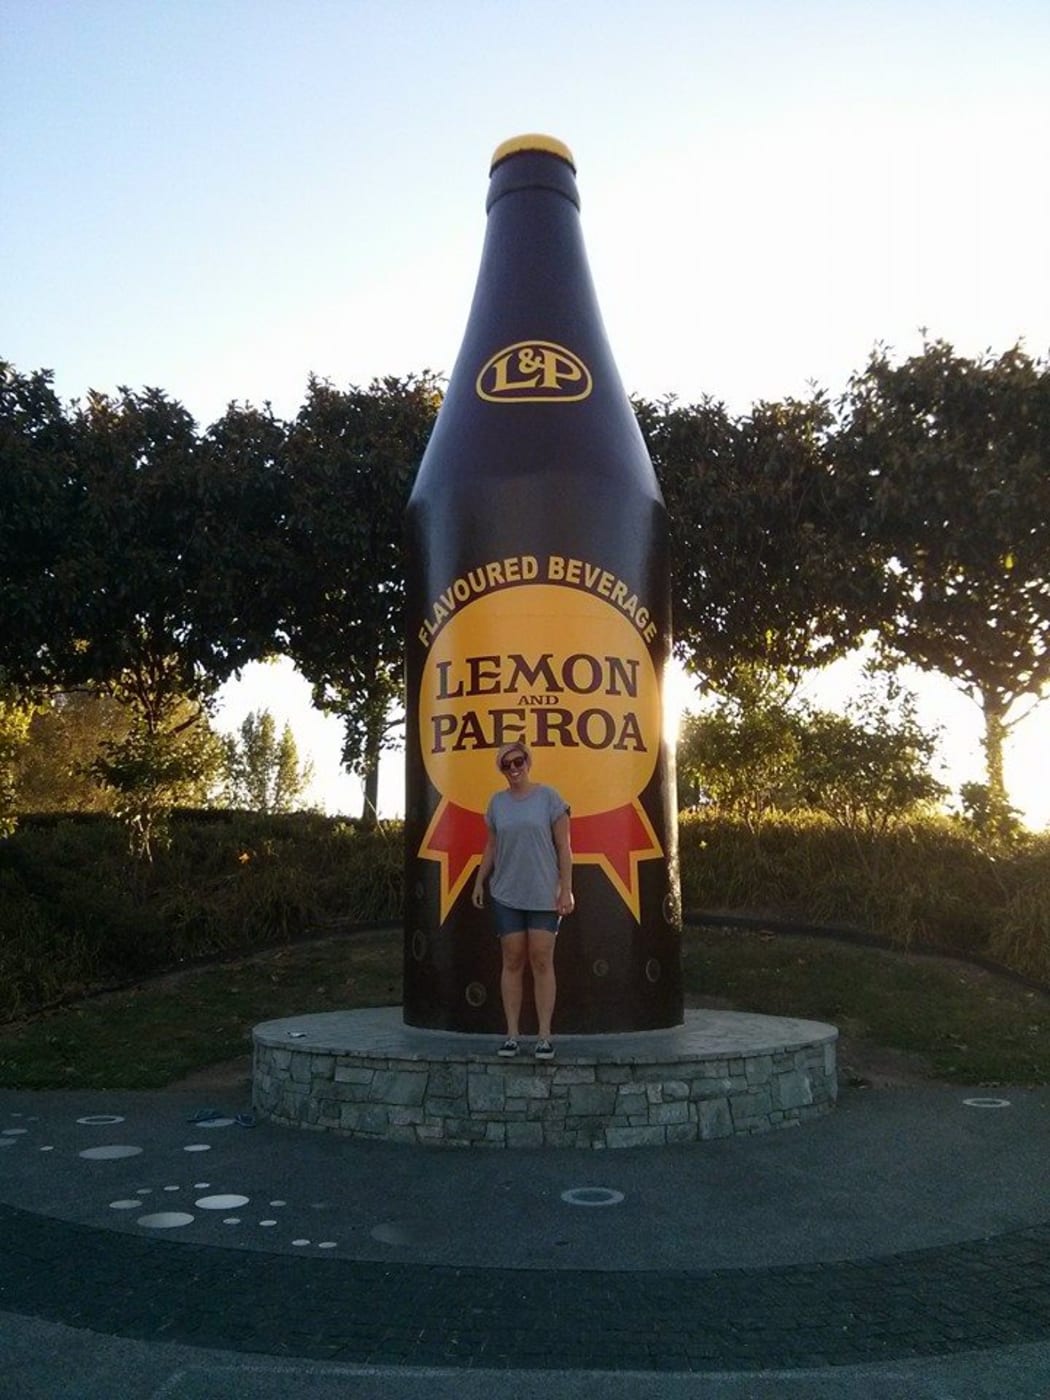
xmin=419 ymin=584 xmax=660 ymax=818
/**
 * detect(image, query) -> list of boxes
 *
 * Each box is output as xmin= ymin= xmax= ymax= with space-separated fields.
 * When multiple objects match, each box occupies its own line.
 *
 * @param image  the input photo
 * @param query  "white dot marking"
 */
xmin=137 ymin=1212 xmax=194 ymax=1229
xmin=560 ymin=1186 xmax=625 ymax=1207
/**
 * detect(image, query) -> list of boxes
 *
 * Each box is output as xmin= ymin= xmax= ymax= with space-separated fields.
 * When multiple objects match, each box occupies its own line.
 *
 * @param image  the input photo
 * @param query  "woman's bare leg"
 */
xmin=499 ymin=931 xmax=527 ymax=1038
xmin=528 ymin=930 xmax=557 ymax=1040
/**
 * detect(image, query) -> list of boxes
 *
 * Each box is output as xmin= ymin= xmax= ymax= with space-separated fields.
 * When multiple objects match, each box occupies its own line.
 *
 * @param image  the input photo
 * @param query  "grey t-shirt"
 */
xmin=486 ymin=784 xmax=570 ymax=911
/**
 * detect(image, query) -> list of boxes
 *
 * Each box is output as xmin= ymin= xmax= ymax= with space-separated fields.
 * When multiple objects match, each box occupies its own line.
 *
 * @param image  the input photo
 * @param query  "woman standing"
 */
xmin=471 ymin=742 xmax=574 ymax=1059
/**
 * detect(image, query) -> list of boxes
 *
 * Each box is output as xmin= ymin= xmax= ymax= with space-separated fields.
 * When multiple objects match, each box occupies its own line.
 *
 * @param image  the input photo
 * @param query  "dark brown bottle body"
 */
xmin=404 ymin=139 xmax=682 ymax=1033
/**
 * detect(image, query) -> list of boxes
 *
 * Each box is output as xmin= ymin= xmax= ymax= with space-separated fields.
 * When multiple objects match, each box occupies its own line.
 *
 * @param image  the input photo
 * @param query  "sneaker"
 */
xmin=534 ymin=1039 xmax=555 ymax=1060
xmin=498 ymin=1038 xmax=519 ymax=1058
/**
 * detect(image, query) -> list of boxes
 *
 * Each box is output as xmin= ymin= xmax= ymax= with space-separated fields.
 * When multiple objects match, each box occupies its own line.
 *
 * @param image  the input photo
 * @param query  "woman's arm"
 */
xmin=472 ymin=832 xmax=496 ymax=908
xmin=553 ymin=812 xmax=574 ymax=916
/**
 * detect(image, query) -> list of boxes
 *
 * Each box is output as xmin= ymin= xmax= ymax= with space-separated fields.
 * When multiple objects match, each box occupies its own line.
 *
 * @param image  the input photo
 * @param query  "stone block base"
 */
xmin=252 ymin=1008 xmax=837 ymax=1148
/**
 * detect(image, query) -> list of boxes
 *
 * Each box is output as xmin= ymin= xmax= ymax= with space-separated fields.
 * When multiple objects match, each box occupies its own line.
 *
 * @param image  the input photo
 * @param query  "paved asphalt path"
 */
xmin=1 ymin=1079 xmax=1049 ymax=1398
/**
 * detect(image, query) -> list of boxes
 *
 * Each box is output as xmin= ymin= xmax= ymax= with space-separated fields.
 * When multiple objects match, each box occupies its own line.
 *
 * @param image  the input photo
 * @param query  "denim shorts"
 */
xmin=491 ymin=898 xmax=560 ymax=937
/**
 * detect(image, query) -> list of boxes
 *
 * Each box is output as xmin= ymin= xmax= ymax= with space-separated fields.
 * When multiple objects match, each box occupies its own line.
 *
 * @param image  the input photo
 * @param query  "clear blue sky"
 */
xmin=3 ymin=0 xmax=1048 ymax=822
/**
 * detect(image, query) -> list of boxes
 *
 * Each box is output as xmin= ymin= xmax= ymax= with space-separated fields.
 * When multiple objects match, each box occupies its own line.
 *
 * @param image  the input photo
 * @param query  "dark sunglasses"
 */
xmin=501 ymin=754 xmax=527 ymax=772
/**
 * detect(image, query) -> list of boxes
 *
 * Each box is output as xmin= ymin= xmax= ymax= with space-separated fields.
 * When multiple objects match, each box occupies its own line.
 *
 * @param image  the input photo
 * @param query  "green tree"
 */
xmin=55 ymin=388 xmax=284 ymax=853
xmin=796 ymin=674 xmax=948 ymax=836
xmin=13 ymin=689 xmax=227 ymax=827
xmin=63 ymin=388 xmax=283 ymax=721
xmin=0 ymin=362 xmax=81 ymax=692
xmin=223 ymin=708 xmax=314 ymax=813
xmin=638 ymin=393 xmax=875 ymax=693
xmin=957 ymin=781 xmax=1022 ymax=842
xmin=677 ymin=669 xmax=800 ymax=827
xmin=0 ymin=692 xmax=35 ymax=837
xmin=280 ymin=374 xmax=439 ymax=824
xmin=91 ymin=713 xmax=225 ymax=859
xmin=677 ymin=667 xmax=946 ymax=836
xmin=197 ymin=399 xmax=289 ymax=667
xmin=840 ymin=340 xmax=1050 ymax=835
xmin=12 ymin=688 xmax=131 ymax=813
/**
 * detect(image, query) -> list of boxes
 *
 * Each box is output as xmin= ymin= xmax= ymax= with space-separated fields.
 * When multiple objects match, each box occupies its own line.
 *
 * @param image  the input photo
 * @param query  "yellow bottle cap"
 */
xmin=490 ymin=134 xmax=576 ymax=173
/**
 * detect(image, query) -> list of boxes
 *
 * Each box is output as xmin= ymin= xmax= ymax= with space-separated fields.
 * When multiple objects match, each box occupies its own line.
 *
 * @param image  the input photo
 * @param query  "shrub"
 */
xmin=2 ymin=808 xmax=1046 ymax=1023
xmin=679 ymin=810 xmax=1030 ymax=963
xmin=989 ymin=835 xmax=1050 ymax=983
xmin=0 ymin=811 xmax=402 ymax=1020
xmin=679 ymin=668 xmax=948 ymax=834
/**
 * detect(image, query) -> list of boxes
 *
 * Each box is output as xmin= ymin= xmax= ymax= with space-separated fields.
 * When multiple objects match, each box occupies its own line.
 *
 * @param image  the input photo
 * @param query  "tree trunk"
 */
xmin=358 ymin=705 xmax=386 ymax=828
xmin=360 ymin=758 xmax=380 ymax=828
xmin=980 ymin=690 xmax=1012 ymax=836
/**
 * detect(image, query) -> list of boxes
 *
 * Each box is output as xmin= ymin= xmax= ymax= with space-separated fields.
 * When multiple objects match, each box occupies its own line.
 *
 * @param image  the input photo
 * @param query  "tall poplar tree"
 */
xmin=223 ymin=708 xmax=314 ymax=813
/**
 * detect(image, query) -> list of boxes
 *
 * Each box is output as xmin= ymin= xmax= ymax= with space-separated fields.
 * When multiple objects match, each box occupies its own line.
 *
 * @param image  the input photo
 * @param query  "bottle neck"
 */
xmin=486 ymin=152 xmax=580 ymax=214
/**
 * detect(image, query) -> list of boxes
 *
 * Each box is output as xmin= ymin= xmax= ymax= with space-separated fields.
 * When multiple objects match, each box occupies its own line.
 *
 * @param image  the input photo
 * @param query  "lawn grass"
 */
xmin=0 ymin=931 xmax=401 ymax=1091
xmin=685 ymin=927 xmax=1050 ymax=1086
xmin=1 ymin=925 xmax=1048 ymax=1090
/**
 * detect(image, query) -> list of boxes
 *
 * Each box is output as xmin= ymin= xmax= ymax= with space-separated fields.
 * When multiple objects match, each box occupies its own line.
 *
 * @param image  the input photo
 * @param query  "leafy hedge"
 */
xmin=1 ymin=810 xmax=1047 ymax=1023
xmin=0 ymin=811 xmax=402 ymax=1021
xmin=679 ymin=812 xmax=1050 ymax=984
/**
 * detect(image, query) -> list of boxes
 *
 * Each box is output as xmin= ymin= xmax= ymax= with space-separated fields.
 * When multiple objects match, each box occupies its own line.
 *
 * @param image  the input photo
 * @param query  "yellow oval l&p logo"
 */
xmin=476 ymin=341 xmax=593 ymax=403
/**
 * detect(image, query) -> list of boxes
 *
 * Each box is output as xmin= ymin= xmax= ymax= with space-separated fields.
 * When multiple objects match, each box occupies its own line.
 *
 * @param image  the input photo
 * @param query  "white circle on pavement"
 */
xmin=194 ymin=1182 xmax=210 ymax=1189
xmin=560 ymin=1187 xmax=625 ymax=1207
xmin=196 ymin=1194 xmax=249 ymax=1210
xmin=318 ymin=1241 xmax=337 ymax=1249
xmin=259 ymin=1219 xmax=277 ymax=1227
xmin=963 ymin=1097 xmax=1011 ymax=1109
xmin=137 ymin=1212 xmax=194 ymax=1229
xmin=269 ymin=1200 xmax=286 ymax=1207
xmin=223 ymin=1217 xmax=241 ymax=1225
xmin=183 ymin=1144 xmax=211 ymax=1153
xmin=3 ymin=1129 xmax=28 ymax=1136
xmin=79 ymin=1145 xmax=143 ymax=1160
xmin=76 ymin=1115 xmax=125 ymax=1126
xmin=0 ymin=1140 xmax=16 ymax=1149
xmin=109 ymin=1199 xmax=142 ymax=1210
xmin=39 ymin=1146 xmax=54 ymax=1152
xmin=195 ymin=1118 xmax=235 ymax=1129
xmin=292 ymin=1238 xmax=310 ymax=1246
xmin=163 ymin=1185 xmax=180 ymax=1192
xmin=371 ymin=1222 xmax=411 ymax=1245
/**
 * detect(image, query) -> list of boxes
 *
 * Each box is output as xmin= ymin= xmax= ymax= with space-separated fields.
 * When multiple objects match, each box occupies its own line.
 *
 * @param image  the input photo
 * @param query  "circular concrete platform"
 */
xmin=252 ymin=1007 xmax=837 ymax=1147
